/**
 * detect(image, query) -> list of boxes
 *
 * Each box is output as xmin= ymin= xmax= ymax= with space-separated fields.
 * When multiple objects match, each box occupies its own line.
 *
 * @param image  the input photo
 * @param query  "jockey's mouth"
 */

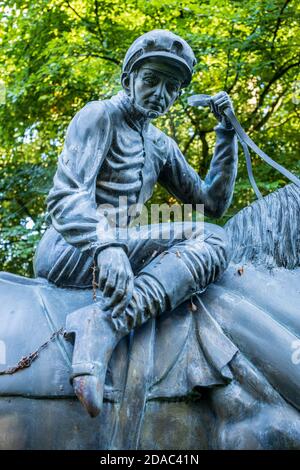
xmin=146 ymin=100 xmax=164 ymax=111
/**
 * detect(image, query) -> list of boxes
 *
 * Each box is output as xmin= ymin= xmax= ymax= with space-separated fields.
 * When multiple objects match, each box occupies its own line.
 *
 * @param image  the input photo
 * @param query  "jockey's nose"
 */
xmin=153 ymin=81 xmax=166 ymax=101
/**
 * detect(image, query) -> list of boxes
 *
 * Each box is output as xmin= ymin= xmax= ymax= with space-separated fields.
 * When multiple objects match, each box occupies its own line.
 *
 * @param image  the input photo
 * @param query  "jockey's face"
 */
xmin=133 ymin=59 xmax=183 ymax=115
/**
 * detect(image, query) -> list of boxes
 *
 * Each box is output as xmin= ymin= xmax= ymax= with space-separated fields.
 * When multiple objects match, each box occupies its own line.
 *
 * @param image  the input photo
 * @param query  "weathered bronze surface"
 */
xmin=0 ymin=30 xmax=299 ymax=450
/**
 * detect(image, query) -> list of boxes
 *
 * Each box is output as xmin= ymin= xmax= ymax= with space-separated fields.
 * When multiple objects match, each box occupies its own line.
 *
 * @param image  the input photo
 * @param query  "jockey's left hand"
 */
xmin=210 ymin=91 xmax=234 ymax=129
xmin=97 ymin=246 xmax=134 ymax=318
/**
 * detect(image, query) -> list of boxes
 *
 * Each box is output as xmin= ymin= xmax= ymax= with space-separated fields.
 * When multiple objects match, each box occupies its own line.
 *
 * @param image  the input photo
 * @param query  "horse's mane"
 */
xmin=225 ymin=184 xmax=300 ymax=269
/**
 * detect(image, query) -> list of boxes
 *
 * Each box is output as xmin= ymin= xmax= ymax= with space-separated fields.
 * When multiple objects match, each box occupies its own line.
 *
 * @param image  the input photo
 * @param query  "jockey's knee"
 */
xmin=185 ymin=222 xmax=230 ymax=255
xmin=203 ymin=222 xmax=227 ymax=242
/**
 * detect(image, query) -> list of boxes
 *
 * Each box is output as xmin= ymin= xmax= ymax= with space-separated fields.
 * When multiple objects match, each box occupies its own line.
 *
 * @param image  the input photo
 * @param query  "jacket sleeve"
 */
xmin=158 ymin=124 xmax=238 ymax=218
xmin=47 ymin=101 xmax=128 ymax=257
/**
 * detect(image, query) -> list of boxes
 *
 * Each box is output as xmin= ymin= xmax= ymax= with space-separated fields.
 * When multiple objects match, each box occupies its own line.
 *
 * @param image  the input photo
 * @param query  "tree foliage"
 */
xmin=0 ymin=0 xmax=299 ymax=275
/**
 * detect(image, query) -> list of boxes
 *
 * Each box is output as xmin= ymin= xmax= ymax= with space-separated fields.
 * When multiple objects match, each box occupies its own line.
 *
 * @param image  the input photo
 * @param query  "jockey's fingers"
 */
xmin=209 ymin=99 xmax=220 ymax=114
xmin=103 ymin=268 xmax=118 ymax=297
xmin=111 ymin=292 xmax=130 ymax=318
xmin=120 ymin=272 xmax=134 ymax=304
xmin=105 ymin=277 xmax=124 ymax=309
xmin=214 ymin=96 xmax=232 ymax=109
xmin=212 ymin=91 xmax=227 ymax=100
xmin=98 ymin=265 xmax=109 ymax=290
xmin=126 ymin=275 xmax=134 ymax=302
xmin=106 ymin=273 xmax=127 ymax=308
xmin=215 ymin=96 xmax=230 ymax=104
xmin=116 ymin=268 xmax=127 ymax=293
xmin=111 ymin=275 xmax=134 ymax=318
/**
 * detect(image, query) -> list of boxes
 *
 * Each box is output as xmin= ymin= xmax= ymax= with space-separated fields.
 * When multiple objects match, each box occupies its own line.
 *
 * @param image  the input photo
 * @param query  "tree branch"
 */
xmin=183 ymin=131 xmax=197 ymax=154
xmin=245 ymin=58 xmax=300 ymax=127
xmin=184 ymin=106 xmax=214 ymax=134
xmin=249 ymin=87 xmax=288 ymax=133
xmin=265 ymin=112 xmax=296 ymax=130
xmin=226 ymin=24 xmax=259 ymax=94
xmin=64 ymin=0 xmax=86 ymax=21
xmin=170 ymin=117 xmax=179 ymax=143
xmin=94 ymin=0 xmax=105 ymax=42
xmin=224 ymin=24 xmax=235 ymax=90
xmin=271 ymin=0 xmax=291 ymax=49
xmin=15 ymin=197 xmax=34 ymax=220
xmin=74 ymin=53 xmax=120 ymax=66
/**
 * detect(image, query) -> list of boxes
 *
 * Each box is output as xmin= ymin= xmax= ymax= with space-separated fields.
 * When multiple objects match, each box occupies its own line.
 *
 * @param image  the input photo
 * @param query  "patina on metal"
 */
xmin=33 ymin=29 xmax=239 ymax=417
xmin=0 ymin=184 xmax=300 ymax=449
xmin=0 ymin=29 xmax=299 ymax=451
xmin=0 ymin=328 xmax=65 ymax=376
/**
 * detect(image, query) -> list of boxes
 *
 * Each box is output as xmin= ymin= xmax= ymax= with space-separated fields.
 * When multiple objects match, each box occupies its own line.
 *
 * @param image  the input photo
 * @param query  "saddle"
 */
xmin=0 ymin=271 xmax=236 ymax=401
xmin=1 ymin=262 xmax=300 ymax=412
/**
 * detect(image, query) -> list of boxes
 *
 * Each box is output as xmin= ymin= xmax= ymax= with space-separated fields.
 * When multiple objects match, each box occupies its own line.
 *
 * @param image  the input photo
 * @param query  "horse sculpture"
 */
xmin=0 ymin=183 xmax=299 ymax=450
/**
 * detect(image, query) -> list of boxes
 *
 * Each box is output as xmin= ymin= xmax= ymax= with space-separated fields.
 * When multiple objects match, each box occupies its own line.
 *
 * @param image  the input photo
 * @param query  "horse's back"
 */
xmin=0 ymin=272 xmax=87 ymax=396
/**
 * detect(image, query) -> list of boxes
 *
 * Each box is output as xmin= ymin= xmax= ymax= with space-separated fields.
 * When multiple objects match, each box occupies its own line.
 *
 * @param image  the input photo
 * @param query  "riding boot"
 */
xmin=66 ymin=275 xmax=167 ymax=418
xmin=66 ymin=228 xmax=230 ymax=417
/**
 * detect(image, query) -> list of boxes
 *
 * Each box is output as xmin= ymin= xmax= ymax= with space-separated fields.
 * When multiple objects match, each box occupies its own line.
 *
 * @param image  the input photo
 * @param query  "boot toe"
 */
xmin=73 ymin=375 xmax=103 ymax=418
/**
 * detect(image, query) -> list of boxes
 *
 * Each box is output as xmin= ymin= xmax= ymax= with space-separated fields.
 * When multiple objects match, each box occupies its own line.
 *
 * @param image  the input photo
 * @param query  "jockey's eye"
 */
xmin=167 ymin=81 xmax=180 ymax=94
xmin=143 ymin=76 xmax=158 ymax=87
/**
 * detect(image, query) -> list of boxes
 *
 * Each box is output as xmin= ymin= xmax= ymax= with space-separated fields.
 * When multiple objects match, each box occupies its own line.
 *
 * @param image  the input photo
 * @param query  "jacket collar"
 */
xmin=111 ymin=91 xmax=151 ymax=133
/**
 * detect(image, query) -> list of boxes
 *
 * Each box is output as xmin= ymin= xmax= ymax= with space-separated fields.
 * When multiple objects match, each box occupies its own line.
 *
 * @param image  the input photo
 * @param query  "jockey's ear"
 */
xmin=121 ymin=74 xmax=131 ymax=94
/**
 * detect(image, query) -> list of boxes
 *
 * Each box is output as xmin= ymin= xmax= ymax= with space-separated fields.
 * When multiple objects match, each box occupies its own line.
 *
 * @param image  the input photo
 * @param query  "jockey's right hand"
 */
xmin=97 ymin=246 xmax=134 ymax=318
xmin=209 ymin=91 xmax=234 ymax=129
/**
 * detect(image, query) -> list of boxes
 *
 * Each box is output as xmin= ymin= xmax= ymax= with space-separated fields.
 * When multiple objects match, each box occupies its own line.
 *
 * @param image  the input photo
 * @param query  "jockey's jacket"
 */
xmin=47 ymin=91 xmax=238 ymax=257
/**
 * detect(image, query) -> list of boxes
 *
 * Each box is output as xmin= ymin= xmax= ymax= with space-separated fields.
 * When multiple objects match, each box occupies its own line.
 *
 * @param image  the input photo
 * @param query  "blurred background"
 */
xmin=0 ymin=0 xmax=299 ymax=276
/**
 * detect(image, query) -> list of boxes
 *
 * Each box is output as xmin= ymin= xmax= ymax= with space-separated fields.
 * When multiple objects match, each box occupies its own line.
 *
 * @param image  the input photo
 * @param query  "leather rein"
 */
xmin=188 ymin=94 xmax=300 ymax=199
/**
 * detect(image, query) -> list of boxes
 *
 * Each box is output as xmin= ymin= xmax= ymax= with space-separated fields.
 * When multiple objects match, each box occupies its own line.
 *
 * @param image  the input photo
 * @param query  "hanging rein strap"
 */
xmin=188 ymin=94 xmax=300 ymax=199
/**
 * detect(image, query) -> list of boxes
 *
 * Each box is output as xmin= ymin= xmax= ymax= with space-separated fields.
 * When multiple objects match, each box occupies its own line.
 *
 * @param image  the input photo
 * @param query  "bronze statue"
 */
xmin=34 ymin=30 xmax=238 ymax=416
xmin=1 ymin=29 xmax=299 ymax=450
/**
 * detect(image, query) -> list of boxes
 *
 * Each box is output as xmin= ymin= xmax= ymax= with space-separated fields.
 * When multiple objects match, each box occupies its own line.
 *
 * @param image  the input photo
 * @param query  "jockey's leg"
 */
xmin=67 ymin=222 xmax=231 ymax=416
xmin=34 ymin=226 xmax=96 ymax=288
